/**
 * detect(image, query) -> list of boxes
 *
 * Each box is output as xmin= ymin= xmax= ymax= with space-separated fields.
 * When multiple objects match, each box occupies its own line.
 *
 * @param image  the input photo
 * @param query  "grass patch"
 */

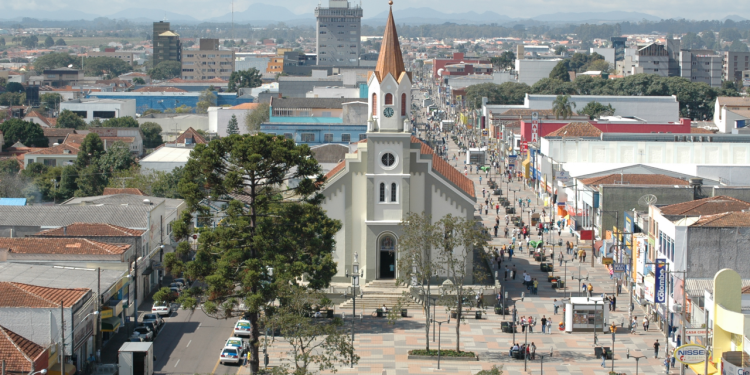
xmin=408 ymin=349 xmax=476 ymax=357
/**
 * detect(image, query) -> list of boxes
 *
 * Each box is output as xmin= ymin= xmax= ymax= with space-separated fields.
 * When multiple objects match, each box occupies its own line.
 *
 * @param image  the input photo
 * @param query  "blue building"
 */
xmin=260 ymin=97 xmax=368 ymax=146
xmin=87 ymin=92 xmax=253 ymax=114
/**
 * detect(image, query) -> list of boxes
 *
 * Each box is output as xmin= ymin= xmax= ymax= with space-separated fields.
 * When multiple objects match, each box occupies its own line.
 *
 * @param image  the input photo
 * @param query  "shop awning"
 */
xmin=687 ymin=361 xmax=717 ymax=375
xmin=101 ymin=316 xmax=121 ymax=332
xmin=141 ymin=266 xmax=153 ymax=276
xmin=48 ymin=363 xmax=76 ymax=375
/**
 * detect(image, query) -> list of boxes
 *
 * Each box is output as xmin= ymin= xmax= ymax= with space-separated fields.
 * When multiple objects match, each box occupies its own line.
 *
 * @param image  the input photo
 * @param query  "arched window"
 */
xmin=401 ymin=93 xmax=406 ymax=116
xmin=379 ymin=182 xmax=385 ymax=202
xmin=390 ymin=183 xmax=397 ymax=202
xmin=380 ymin=235 xmax=395 ymax=252
xmin=385 ymin=93 xmax=393 ymax=105
xmin=371 ymin=93 xmax=377 ymax=116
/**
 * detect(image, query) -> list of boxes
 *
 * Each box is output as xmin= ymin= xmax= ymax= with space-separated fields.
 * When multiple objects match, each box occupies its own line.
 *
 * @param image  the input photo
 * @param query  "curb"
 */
xmin=407 ymin=355 xmax=479 ymax=361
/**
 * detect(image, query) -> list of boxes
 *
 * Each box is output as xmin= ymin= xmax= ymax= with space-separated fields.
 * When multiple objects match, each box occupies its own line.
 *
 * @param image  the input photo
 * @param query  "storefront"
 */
xmin=564 ymin=297 xmax=610 ymax=333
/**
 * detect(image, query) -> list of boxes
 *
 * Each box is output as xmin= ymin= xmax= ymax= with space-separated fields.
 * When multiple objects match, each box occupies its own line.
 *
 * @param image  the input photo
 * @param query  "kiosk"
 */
xmin=564 ymin=297 xmax=610 ymax=333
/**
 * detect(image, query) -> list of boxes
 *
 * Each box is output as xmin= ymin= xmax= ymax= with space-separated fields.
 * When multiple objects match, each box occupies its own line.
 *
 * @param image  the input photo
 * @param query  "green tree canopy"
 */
xmin=83 ymin=56 xmax=133 ymax=77
xmin=44 ymin=36 xmax=54 ymax=48
xmin=149 ymin=60 xmax=181 ymax=80
xmin=552 ymin=94 xmax=576 ymax=119
xmin=549 ymin=60 xmax=571 ymax=81
xmin=0 ymin=119 xmax=48 ymax=148
xmin=244 ymin=103 xmax=270 ymax=133
xmin=108 ymin=166 xmax=185 ymax=199
xmin=101 ymin=116 xmax=139 ymax=128
xmin=132 ymin=77 xmax=146 ymax=85
xmin=140 ymin=122 xmax=164 ymax=148
xmin=464 ymin=82 xmax=531 ymax=108
xmin=57 ymin=109 xmax=87 ymax=129
xmin=490 ymin=50 xmax=516 ymax=70
xmin=75 ymin=133 xmax=105 ymax=170
xmin=226 ymin=115 xmax=239 ymax=135
xmin=5 ymin=82 xmax=24 ymax=93
xmin=98 ymin=141 xmax=136 ymax=173
xmin=33 ymin=52 xmax=77 ymax=73
xmin=196 ymin=89 xmax=217 ymax=114
xmin=40 ymin=93 xmax=62 ymax=112
xmin=227 ymin=68 xmax=263 ymax=92
xmin=55 ymin=38 xmax=66 ymax=46
xmin=580 ymin=101 xmax=616 ymax=119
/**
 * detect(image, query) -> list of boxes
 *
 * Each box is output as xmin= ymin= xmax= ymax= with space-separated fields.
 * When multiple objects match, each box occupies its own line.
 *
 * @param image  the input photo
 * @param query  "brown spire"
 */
xmin=374 ymin=4 xmax=406 ymax=82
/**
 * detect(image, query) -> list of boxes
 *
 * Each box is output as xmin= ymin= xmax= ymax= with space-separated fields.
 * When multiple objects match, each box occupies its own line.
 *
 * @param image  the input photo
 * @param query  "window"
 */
xmin=185 ymin=54 xmax=194 ymax=58
xmin=43 ymin=159 xmax=56 ymax=167
xmin=350 ymin=31 xmax=357 ymax=34
xmin=390 ymin=183 xmax=397 ymax=202
xmin=401 ymin=93 xmax=406 ymax=116
xmin=207 ymin=54 xmax=216 ymax=58
xmin=371 ymin=93 xmax=377 ymax=116
xmin=381 ymin=152 xmax=395 ymax=167
xmin=385 ymin=93 xmax=393 ymax=105
xmin=184 ymin=61 xmax=194 ymax=65
xmin=301 ymin=133 xmax=315 ymax=142
xmin=379 ymin=183 xmax=385 ymax=202
xmin=341 ymin=134 xmax=351 ymax=142
xmin=284 ymin=133 xmax=293 ymax=139
xmin=324 ymin=133 xmax=333 ymax=142
xmin=359 ymin=134 xmax=367 ymax=141
xmin=182 ymin=68 xmax=194 ymax=72
xmin=320 ymin=31 xmax=327 ymax=34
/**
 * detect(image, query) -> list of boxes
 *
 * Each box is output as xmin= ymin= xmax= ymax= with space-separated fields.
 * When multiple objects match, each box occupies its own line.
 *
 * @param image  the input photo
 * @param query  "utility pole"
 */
xmin=704 ymin=308 xmax=710 ymax=375
xmin=60 ymin=300 xmax=65 ymax=371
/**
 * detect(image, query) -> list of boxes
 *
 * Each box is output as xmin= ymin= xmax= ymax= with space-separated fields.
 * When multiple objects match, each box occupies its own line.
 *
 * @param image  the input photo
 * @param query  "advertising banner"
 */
xmin=674 ymin=344 xmax=709 ymax=365
xmin=655 ymin=259 xmax=667 ymax=304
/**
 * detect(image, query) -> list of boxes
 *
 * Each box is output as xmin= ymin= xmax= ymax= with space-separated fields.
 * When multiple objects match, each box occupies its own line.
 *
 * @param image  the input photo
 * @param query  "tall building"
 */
xmin=723 ymin=51 xmax=750 ymax=82
xmin=181 ymin=38 xmax=235 ymax=80
xmin=315 ymin=0 xmax=363 ymax=66
xmin=152 ymin=21 xmax=182 ymax=67
xmin=679 ymin=50 xmax=722 ymax=88
xmin=611 ymin=36 xmax=628 ymax=62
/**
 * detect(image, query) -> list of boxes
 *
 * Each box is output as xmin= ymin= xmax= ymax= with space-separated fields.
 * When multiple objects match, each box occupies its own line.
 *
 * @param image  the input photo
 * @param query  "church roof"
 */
xmin=373 ymin=6 xmax=406 ymax=83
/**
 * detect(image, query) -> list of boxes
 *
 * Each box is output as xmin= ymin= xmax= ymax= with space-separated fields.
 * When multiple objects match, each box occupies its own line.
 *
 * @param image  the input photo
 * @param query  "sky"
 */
xmin=1 ymin=0 xmax=749 ymax=21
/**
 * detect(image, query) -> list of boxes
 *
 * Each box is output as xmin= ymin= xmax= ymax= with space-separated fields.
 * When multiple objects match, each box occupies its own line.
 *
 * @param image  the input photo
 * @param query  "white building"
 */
xmin=59 ymin=98 xmax=136 ymax=121
xmin=515 ymin=59 xmax=562 ymax=86
xmin=208 ymin=103 xmax=261 ymax=137
xmin=139 ymin=146 xmax=192 ymax=172
xmin=713 ymin=97 xmax=750 ymax=133
xmin=590 ymin=47 xmax=616 ymax=66
xmin=306 ymin=86 xmax=361 ymax=98
xmin=526 ymin=94 xmax=680 ymax=123
xmin=137 ymin=114 xmax=209 ymax=142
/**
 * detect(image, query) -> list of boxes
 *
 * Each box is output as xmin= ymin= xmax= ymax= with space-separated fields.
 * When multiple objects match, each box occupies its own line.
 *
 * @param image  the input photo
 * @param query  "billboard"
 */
xmin=655 ymin=259 xmax=667 ymax=304
xmin=674 ymin=344 xmax=708 ymax=365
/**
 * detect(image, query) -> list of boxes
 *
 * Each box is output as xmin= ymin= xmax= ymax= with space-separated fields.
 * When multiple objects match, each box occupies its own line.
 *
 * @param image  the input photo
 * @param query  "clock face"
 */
xmin=381 ymin=153 xmax=395 ymax=167
xmin=383 ymin=107 xmax=394 ymax=118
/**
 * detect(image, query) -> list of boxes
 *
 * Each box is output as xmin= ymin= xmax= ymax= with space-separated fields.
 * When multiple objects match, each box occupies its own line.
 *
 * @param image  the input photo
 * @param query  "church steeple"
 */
xmin=374 ymin=1 xmax=406 ymax=82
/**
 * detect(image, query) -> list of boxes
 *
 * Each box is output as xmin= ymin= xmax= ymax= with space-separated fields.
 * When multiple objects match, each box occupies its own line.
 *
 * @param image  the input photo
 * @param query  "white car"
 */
xmin=233 ymin=320 xmax=252 ymax=337
xmin=219 ymin=346 xmax=242 ymax=365
xmin=152 ymin=301 xmax=172 ymax=317
xmin=224 ymin=337 xmax=246 ymax=354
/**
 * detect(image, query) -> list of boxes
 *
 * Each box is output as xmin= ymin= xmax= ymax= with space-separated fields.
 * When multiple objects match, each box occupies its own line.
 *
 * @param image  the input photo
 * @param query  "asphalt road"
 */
xmin=151 ymin=306 xmax=244 ymax=375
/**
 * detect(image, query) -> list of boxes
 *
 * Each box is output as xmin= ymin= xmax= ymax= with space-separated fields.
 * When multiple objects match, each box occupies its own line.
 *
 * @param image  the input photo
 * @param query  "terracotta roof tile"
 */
xmin=691 ymin=211 xmax=750 ymax=227
xmin=34 ymin=222 xmax=145 ymax=237
xmin=0 ymin=282 xmax=89 ymax=308
xmin=172 ymin=127 xmax=206 ymax=145
xmin=659 ymin=196 xmax=750 ymax=216
xmin=63 ymin=134 xmax=87 ymax=145
xmin=230 ymin=103 xmax=261 ymax=110
xmin=690 ymin=128 xmax=715 ymax=134
xmin=545 ymin=121 xmax=601 ymax=138
xmin=103 ymin=188 xmax=146 ymax=196
xmin=580 ymin=174 xmax=690 ymax=187
xmin=410 ymin=136 xmax=475 ymax=199
xmin=43 ymin=128 xmax=77 ymax=137
xmin=0 ymin=238 xmax=130 ymax=255
xmin=26 ymin=143 xmax=79 ymax=156
xmin=0 ymin=325 xmax=45 ymax=373
xmin=324 ymin=160 xmax=346 ymax=180
xmin=717 ymin=97 xmax=750 ymax=108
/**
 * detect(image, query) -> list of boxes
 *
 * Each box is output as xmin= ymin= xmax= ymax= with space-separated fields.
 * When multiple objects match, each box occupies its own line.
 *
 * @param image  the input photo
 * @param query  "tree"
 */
xmin=531 ymin=78 xmax=577 ymax=95
xmin=0 ymin=158 xmax=20 ymax=175
xmin=75 ymin=133 xmax=105 ymax=170
xmin=44 ymin=36 xmax=54 ymax=48
xmin=83 ymin=56 xmax=132 ymax=77
xmin=149 ymin=60 xmax=181 ymax=80
xmin=99 ymin=141 xmax=136 ymax=173
xmin=5 ymin=82 xmax=24 ymax=93
xmin=171 ymin=133 xmax=339 ymax=374
xmin=195 ymin=89 xmax=217 ymax=114
xmin=263 ymin=286 xmax=358 ymax=374
xmin=580 ymin=101 xmax=615 ymax=119
xmin=132 ymin=77 xmax=145 ymax=85
xmin=554 ymin=45 xmax=567 ymax=55
xmin=56 ymin=109 xmax=87 ymax=129
xmin=33 ymin=52 xmax=77 ymax=73
xmin=0 ymin=119 xmax=48 ymax=148
xmin=396 ymin=212 xmax=443 ymax=352
xmin=587 ymin=59 xmax=611 ymax=73
xmin=55 ymin=38 xmax=66 ymax=46
xmin=490 ymin=51 xmax=515 ymax=70
xmin=227 ymin=68 xmax=263 ymax=92
xmin=226 ymin=115 xmax=239 ymax=135
xmin=0 ymin=92 xmax=25 ymax=106
xmin=549 ymin=60 xmax=570 ymax=82
xmin=244 ymin=103 xmax=269 ymax=133
xmin=108 ymin=166 xmax=185 ymax=199
xmin=552 ymin=94 xmax=576 ymax=119
xmin=476 ymin=366 xmax=504 ymax=375
xmin=101 ymin=116 xmax=139 ymax=128
xmin=40 ymin=93 xmax=62 ymax=113
xmin=140 ymin=122 xmax=164 ymax=148
xmin=729 ymin=40 xmax=749 ymax=52
xmin=0 ymin=38 xmax=4 ymax=47
xmin=464 ymin=82 xmax=531 ymax=108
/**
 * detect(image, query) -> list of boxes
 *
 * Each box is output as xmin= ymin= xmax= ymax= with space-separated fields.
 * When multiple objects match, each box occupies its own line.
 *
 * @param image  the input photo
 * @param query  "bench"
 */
xmin=451 ymin=310 xmax=484 ymax=319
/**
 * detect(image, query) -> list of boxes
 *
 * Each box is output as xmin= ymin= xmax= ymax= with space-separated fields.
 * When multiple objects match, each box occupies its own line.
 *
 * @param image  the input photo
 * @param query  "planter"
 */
xmin=451 ymin=311 xmax=457 ymax=319
xmin=326 ymin=309 xmax=334 ymax=318
xmin=401 ymin=309 xmax=408 ymax=317
xmin=494 ymin=307 xmax=509 ymax=315
xmin=407 ymin=349 xmax=478 ymax=361
xmin=547 ymin=276 xmax=556 ymax=282
xmin=407 ymin=355 xmax=478 ymax=361
xmin=376 ymin=310 xmax=384 ymax=318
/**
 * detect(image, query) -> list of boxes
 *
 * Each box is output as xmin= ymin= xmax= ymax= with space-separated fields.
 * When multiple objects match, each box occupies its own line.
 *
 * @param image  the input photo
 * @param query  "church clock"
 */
xmin=383 ymin=107 xmax=394 ymax=118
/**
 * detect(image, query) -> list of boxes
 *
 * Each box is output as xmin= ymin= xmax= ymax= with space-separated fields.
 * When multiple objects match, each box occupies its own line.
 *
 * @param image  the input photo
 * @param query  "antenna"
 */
xmin=638 ymin=194 xmax=657 ymax=208
xmin=232 ymin=0 xmax=234 ymax=41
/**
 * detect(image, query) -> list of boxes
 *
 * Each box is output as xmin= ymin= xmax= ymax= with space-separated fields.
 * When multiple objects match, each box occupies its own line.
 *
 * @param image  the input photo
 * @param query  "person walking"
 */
xmin=528 ymin=316 xmax=534 ymax=333
xmin=643 ymin=316 xmax=650 ymax=332
xmin=611 ymin=295 xmax=617 ymax=311
xmin=653 ymin=339 xmax=660 ymax=358
xmin=581 ymin=282 xmax=587 ymax=295
xmin=521 ymin=316 xmax=527 ymax=333
xmin=546 ymin=318 xmax=552 ymax=334
xmin=533 ymin=278 xmax=539 ymax=295
xmin=558 ymin=252 xmax=564 ymax=267
xmin=664 ymin=355 xmax=671 ymax=372
xmin=581 ymin=249 xmax=587 ymax=263
xmin=494 ymin=223 xmax=498 ymax=237
xmin=482 ymin=188 xmax=486 ymax=198
xmin=601 ymin=345 xmax=607 ymax=367
xmin=553 ymin=299 xmax=559 ymax=315
xmin=530 ymin=342 xmax=536 ymax=360
xmin=587 ymin=283 xmax=593 ymax=297
xmin=512 ymin=265 xmax=517 ymax=280
xmin=541 ymin=316 xmax=547 ymax=333
xmin=504 ymin=265 xmax=509 ymax=281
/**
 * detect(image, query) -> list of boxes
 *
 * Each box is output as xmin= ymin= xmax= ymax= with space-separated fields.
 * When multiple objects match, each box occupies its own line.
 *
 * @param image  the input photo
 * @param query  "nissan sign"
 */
xmin=674 ymin=344 xmax=709 ymax=365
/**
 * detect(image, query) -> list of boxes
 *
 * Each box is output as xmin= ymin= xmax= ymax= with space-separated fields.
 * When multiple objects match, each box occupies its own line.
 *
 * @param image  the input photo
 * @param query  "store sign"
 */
xmin=684 ymin=328 xmax=707 ymax=336
xmin=602 ymin=257 xmax=614 ymax=265
xmin=723 ymin=357 xmax=750 ymax=375
xmin=612 ymin=263 xmax=627 ymax=272
xmin=674 ymin=344 xmax=709 ymax=365
xmin=520 ymin=141 xmax=528 ymax=153
xmin=655 ymin=259 xmax=667 ymax=303
xmin=531 ymin=119 xmax=539 ymax=142
xmin=555 ymin=170 xmax=570 ymax=182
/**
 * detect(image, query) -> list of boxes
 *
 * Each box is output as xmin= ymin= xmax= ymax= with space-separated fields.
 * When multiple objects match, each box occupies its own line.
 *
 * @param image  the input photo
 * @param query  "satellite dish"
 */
xmin=638 ymin=194 xmax=657 ymax=207
xmin=68 ymin=64 xmax=73 ymax=68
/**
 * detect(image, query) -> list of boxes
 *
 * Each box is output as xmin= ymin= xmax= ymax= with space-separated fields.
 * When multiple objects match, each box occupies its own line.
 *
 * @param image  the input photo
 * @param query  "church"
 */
xmin=320 ymin=4 xmax=477 ymax=283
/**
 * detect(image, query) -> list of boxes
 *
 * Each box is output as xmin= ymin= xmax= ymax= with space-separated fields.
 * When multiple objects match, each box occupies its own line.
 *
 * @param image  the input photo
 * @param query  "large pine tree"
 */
xmin=226 ymin=114 xmax=239 ymax=135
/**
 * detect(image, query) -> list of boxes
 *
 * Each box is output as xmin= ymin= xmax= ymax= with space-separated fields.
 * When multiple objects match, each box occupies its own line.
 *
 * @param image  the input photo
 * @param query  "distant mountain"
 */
xmin=107 ymin=8 xmax=199 ymax=23
xmin=364 ymin=7 xmax=514 ymax=25
xmin=530 ymin=11 xmax=661 ymax=23
xmin=207 ymin=3 xmax=313 ymax=25
xmin=0 ymin=8 xmax=100 ymax=21
xmin=723 ymin=15 xmax=748 ymax=22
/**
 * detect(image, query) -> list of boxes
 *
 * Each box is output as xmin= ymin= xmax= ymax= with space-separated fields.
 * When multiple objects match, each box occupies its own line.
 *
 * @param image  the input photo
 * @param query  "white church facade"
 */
xmin=320 ymin=6 xmax=477 ymax=283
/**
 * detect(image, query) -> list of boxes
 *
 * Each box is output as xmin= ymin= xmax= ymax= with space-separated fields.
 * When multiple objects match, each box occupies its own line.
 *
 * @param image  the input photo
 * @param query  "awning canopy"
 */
xmin=48 ymin=363 xmax=76 ymax=375
xmin=687 ymin=361 xmax=717 ymax=375
xmin=101 ymin=317 xmax=121 ymax=332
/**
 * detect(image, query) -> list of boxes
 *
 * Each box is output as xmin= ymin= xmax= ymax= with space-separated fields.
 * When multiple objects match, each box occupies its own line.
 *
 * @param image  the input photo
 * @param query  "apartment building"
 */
xmin=315 ymin=0 xmax=363 ymax=66
xmin=181 ymin=39 xmax=235 ymax=80
xmin=679 ymin=50 xmax=722 ymax=87
xmin=153 ymin=21 xmax=181 ymax=67
xmin=723 ymin=51 xmax=750 ymax=82
xmin=88 ymin=48 xmax=139 ymax=65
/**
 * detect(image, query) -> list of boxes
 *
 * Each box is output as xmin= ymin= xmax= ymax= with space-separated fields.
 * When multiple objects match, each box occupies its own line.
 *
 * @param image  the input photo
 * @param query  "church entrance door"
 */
xmin=379 ymin=251 xmax=395 ymax=279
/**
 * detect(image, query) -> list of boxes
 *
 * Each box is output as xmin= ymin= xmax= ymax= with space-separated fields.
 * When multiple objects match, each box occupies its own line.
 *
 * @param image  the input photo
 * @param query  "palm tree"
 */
xmin=552 ymin=94 xmax=576 ymax=119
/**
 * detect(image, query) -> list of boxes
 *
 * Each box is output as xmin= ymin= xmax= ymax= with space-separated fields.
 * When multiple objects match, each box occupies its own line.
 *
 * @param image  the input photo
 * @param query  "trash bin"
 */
xmin=594 ymin=347 xmax=603 ymax=358
xmin=451 ymin=311 xmax=458 ymax=319
xmin=326 ymin=309 xmax=334 ymax=318
xmin=475 ymin=311 xmax=482 ymax=319
xmin=401 ymin=309 xmax=408 ymax=317
xmin=557 ymin=280 xmax=564 ymax=289
xmin=376 ymin=310 xmax=384 ymax=318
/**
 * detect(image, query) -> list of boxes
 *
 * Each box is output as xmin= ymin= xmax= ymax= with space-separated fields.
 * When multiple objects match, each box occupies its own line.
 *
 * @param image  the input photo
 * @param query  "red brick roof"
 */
xmin=0 ymin=325 xmax=45 ymax=373
xmin=546 ymin=121 xmax=602 ymax=137
xmin=580 ymin=174 xmax=690 ymax=187
xmin=0 ymin=282 xmax=89 ymax=308
xmin=26 ymin=143 xmax=79 ymax=156
xmin=43 ymin=128 xmax=77 ymax=137
xmin=0 ymin=238 xmax=130 ymax=255
xmin=103 ymin=188 xmax=146 ymax=196
xmin=691 ymin=211 xmax=750 ymax=227
xmin=659 ymin=196 xmax=750 ymax=216
xmin=324 ymin=160 xmax=346 ymax=180
xmin=63 ymin=134 xmax=86 ymax=145
xmin=172 ymin=127 xmax=206 ymax=145
xmin=34 ymin=222 xmax=145 ymax=237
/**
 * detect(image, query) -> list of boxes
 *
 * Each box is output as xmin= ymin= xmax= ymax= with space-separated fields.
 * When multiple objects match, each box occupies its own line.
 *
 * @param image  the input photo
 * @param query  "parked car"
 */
xmin=174 ymin=278 xmax=191 ymax=288
xmin=152 ymin=301 xmax=172 ymax=317
xmin=219 ymin=346 xmax=242 ymax=365
xmin=169 ymin=287 xmax=181 ymax=297
xmin=131 ymin=326 xmax=153 ymax=342
xmin=224 ymin=337 xmax=246 ymax=354
xmin=169 ymin=282 xmax=185 ymax=291
xmin=139 ymin=321 xmax=158 ymax=336
xmin=233 ymin=320 xmax=252 ymax=337
xmin=141 ymin=313 xmax=164 ymax=330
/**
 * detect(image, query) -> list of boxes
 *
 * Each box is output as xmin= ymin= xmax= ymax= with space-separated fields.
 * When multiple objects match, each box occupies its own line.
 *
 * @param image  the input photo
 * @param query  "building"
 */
xmin=59 ymin=98 xmax=136 ymax=121
xmin=590 ymin=47 xmax=615 ymax=66
xmin=261 ymin=97 xmax=368 ymax=145
xmin=525 ymin=94 xmax=680 ymax=123
xmin=208 ymin=103 xmax=261 ymax=137
xmin=136 ymin=114 xmax=208 ymax=142
xmin=22 ymin=143 xmax=79 ymax=168
xmin=281 ymin=51 xmax=319 ymax=76
xmin=139 ymin=146 xmax=192 ymax=173
xmin=441 ymin=62 xmax=493 ymax=77
xmin=88 ymin=49 xmax=139 ymax=65
xmin=722 ymin=51 xmax=750 ymax=82
xmin=181 ymin=39 xmax=235 ymax=80
xmin=66 ymin=127 xmax=145 ymax=156
xmin=315 ymin=0 xmax=363 ymax=67
xmin=278 ymin=73 xmax=344 ymax=98
xmin=520 ymin=118 xmax=692 ymax=141
xmin=634 ymin=43 xmax=669 ymax=77
xmin=713 ymin=96 xmax=750 ymax=133
xmin=0 ymin=325 xmax=49 ymax=375
xmin=26 ymin=111 xmax=58 ymax=128
xmin=42 ymin=68 xmax=83 ymax=88
xmin=319 ymin=6 xmax=476 ymax=283
xmin=679 ymin=50 xmax=722 ymax=87
xmin=611 ymin=37 xmax=628 ymax=62
xmin=86 ymin=92 xmax=251 ymax=114
xmin=152 ymin=21 xmax=181 ymax=67
xmin=514 ymin=59 xmax=562 ymax=86
xmin=432 ymin=52 xmax=489 ymax=79
xmin=30 ymin=222 xmax=146 ymax=256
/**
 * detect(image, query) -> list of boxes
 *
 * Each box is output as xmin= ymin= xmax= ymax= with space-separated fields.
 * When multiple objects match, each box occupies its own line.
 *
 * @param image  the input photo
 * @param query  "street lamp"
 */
xmin=431 ymin=316 xmax=451 ymax=369
xmin=571 ymin=265 xmax=588 ymax=298
xmin=344 ymin=253 xmax=363 ymax=369
xmin=428 ymin=287 xmax=444 ymax=342
xmin=611 ymin=329 xmax=616 ymax=373
xmin=627 ymin=349 xmax=647 ymax=375
xmin=537 ymin=348 xmax=553 ymax=374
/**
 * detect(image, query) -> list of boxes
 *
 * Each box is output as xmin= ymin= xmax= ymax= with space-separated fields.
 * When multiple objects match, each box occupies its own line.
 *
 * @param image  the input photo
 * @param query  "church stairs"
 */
xmin=338 ymin=279 xmax=424 ymax=312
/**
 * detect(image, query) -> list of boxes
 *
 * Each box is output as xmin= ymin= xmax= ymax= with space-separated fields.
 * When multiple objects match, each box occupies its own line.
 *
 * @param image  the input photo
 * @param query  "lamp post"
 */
xmin=537 ymin=348 xmax=553 ymax=374
xmin=592 ymin=299 xmax=599 ymax=345
xmin=344 ymin=253 xmax=363 ymax=368
xmin=611 ymin=326 xmax=616 ymax=372
xmin=571 ymin=264 xmax=588 ymax=298
xmin=524 ymin=318 xmax=529 ymax=371
xmin=431 ymin=317 xmax=450 ymax=369
xmin=429 ymin=287 xmax=444 ymax=342
xmin=627 ymin=349 xmax=647 ymax=375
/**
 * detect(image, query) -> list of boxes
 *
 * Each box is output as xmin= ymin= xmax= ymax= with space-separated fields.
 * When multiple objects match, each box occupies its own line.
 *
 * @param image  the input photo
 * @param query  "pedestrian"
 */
xmin=643 ymin=316 xmax=650 ymax=332
xmin=546 ymin=318 xmax=552 ymax=334
xmin=521 ymin=316 xmax=526 ymax=333
xmin=479 ymin=176 xmax=483 ymax=184
xmin=601 ymin=346 xmax=607 ymax=367
xmin=496 ymin=203 xmax=500 ymax=215
xmin=631 ymin=317 xmax=637 ymax=334
xmin=587 ymin=283 xmax=593 ymax=297
xmin=494 ymin=224 xmax=498 ymax=237
xmin=541 ymin=316 xmax=547 ymax=333
xmin=482 ymin=187 xmax=486 ymax=198
xmin=530 ymin=342 xmax=536 ymax=360
xmin=653 ymin=339 xmax=660 ymax=358
xmin=664 ymin=355 xmax=670 ymax=371
xmin=581 ymin=282 xmax=587 ymax=294
xmin=528 ymin=316 xmax=534 ymax=333
xmin=512 ymin=265 xmax=517 ymax=280
xmin=611 ymin=295 xmax=617 ymax=311
xmin=533 ymin=278 xmax=538 ymax=295
xmin=504 ymin=227 xmax=509 ymax=238
xmin=558 ymin=252 xmax=563 ymax=267
xmin=553 ymin=299 xmax=559 ymax=315
xmin=504 ymin=265 xmax=509 ymax=281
